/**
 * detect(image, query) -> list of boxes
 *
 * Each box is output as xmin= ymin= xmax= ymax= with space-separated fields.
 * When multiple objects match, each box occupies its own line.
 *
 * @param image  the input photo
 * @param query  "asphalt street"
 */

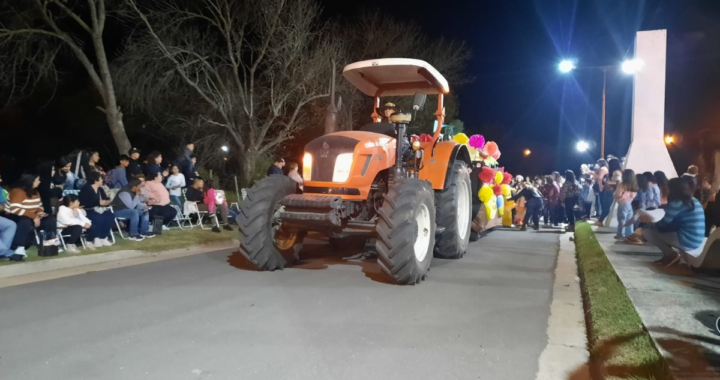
xmin=0 ymin=229 xmax=560 ymax=380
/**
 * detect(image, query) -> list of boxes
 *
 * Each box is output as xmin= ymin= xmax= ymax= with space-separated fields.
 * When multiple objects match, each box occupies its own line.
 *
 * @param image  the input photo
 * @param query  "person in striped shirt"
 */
xmin=4 ymin=173 xmax=57 ymax=258
xmin=643 ymin=177 xmax=706 ymax=266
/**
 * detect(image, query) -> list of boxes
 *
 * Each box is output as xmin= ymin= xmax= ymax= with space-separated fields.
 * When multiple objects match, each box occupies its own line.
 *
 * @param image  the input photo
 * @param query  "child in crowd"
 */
xmin=165 ymin=164 xmax=186 ymax=209
xmin=614 ymin=169 xmax=639 ymax=239
xmin=634 ymin=173 xmax=651 ymax=211
xmin=580 ymin=178 xmax=595 ymax=219
xmin=623 ymin=200 xmax=646 ymax=245
xmin=56 ymin=194 xmax=92 ymax=254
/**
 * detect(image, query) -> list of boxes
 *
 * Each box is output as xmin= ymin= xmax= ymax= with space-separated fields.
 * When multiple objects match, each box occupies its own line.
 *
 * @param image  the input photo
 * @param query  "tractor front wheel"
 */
xmin=237 ymin=176 xmax=304 ymax=270
xmin=376 ymin=178 xmax=435 ymax=285
xmin=434 ymin=160 xmax=472 ymax=259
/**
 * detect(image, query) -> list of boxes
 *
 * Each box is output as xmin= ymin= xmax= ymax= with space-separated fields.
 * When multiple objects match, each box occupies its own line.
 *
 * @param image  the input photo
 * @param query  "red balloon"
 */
xmin=493 ymin=184 xmax=503 ymax=196
xmin=478 ymin=167 xmax=495 ymax=184
xmin=483 ymin=141 xmax=499 ymax=157
xmin=419 ymin=133 xmax=433 ymax=143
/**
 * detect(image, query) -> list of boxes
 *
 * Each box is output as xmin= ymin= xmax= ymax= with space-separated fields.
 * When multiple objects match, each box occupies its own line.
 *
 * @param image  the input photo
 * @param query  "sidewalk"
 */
xmin=593 ymin=226 xmax=720 ymax=379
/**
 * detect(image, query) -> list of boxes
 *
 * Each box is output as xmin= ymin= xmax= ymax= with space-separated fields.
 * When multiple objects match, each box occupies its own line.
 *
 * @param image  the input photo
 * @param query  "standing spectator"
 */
xmin=165 ymin=164 xmax=186 ymax=209
xmin=79 ymin=172 xmax=115 ymax=249
xmin=654 ymin=171 xmax=670 ymax=205
xmin=552 ymin=171 xmax=565 ymax=188
xmin=5 ymin=173 xmax=57 ymax=258
xmin=126 ymin=148 xmax=143 ymax=181
xmin=695 ymin=177 xmax=712 ymax=208
xmin=37 ymin=156 xmax=72 ymax=214
xmin=145 ymin=151 xmax=166 ymax=179
xmin=56 ymin=194 xmax=91 ymax=254
xmin=597 ymin=157 xmax=623 ymax=225
xmin=540 ymin=176 xmax=561 ymax=227
xmin=181 ymin=143 xmax=194 ymax=162
xmin=0 ymin=183 xmax=20 ymax=261
xmin=643 ymin=178 xmax=705 ymax=265
xmin=107 ymin=155 xmax=130 ymax=189
xmin=511 ymin=182 xmax=543 ymax=231
xmin=593 ymin=159 xmax=609 ymax=217
xmin=267 ymin=157 xmax=285 ymax=176
xmin=560 ymin=170 xmax=582 ymax=232
xmin=287 ymin=162 xmax=304 ymax=190
xmin=682 ymin=165 xmax=699 ymax=188
xmin=614 ymin=169 xmax=639 ymax=239
xmin=643 ymin=172 xmax=662 ymax=210
xmin=179 ymin=154 xmax=197 ymax=187
xmin=145 ymin=172 xmax=178 ymax=228
xmin=111 ymin=178 xmax=153 ymax=241
xmin=580 ymin=178 xmax=595 ymax=219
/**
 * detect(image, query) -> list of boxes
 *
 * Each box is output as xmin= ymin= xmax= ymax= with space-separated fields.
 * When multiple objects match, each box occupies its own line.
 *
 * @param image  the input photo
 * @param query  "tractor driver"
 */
xmin=379 ymin=102 xmax=399 ymax=123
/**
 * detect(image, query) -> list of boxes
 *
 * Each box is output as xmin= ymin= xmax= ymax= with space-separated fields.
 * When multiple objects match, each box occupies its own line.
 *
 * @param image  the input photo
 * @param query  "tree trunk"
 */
xmin=104 ymin=106 xmax=132 ymax=154
xmin=237 ymin=152 xmax=257 ymax=189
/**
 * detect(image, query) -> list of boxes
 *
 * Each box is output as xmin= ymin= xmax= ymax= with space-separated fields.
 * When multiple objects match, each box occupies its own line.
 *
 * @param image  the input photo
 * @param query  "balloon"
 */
xmin=494 ymin=171 xmax=503 ymax=185
xmin=502 ymin=173 xmax=513 ymax=185
xmin=493 ymin=150 xmax=501 ymax=160
xmin=469 ymin=134 xmax=485 ymax=149
xmin=479 ymin=185 xmax=493 ymax=203
xmin=479 ymin=167 xmax=495 ymax=184
xmin=468 ymin=146 xmax=481 ymax=162
xmin=502 ymin=184 xmax=511 ymax=197
xmin=453 ymin=133 xmax=469 ymax=144
xmin=493 ymin=184 xmax=503 ymax=196
xmin=497 ymin=196 xmax=504 ymax=217
xmin=419 ymin=133 xmax=433 ymax=143
xmin=483 ymin=141 xmax=499 ymax=157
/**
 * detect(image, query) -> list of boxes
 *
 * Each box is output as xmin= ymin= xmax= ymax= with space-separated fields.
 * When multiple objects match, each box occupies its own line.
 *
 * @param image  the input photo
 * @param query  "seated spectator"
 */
xmin=165 ymin=165 xmax=186 ymax=209
xmin=643 ymin=172 xmax=662 ymax=210
xmin=126 ymin=148 xmax=143 ymax=181
xmin=634 ymin=173 xmax=651 ymax=211
xmin=654 ymin=171 xmax=670 ymax=205
xmin=184 ymin=178 xmax=232 ymax=232
xmin=56 ymin=194 xmax=92 ymax=254
xmin=643 ymin=178 xmax=705 ymax=266
xmin=203 ymin=179 xmax=234 ymax=232
xmin=79 ymin=171 xmax=115 ymax=249
xmin=37 ymin=156 xmax=72 ymax=214
xmin=287 ymin=162 xmax=304 ymax=190
xmin=145 ymin=172 xmax=178 ymax=228
xmin=107 ymin=155 xmax=130 ymax=189
xmin=0 ymin=183 xmax=21 ymax=261
xmin=145 ymin=151 xmax=167 ymax=180
xmin=179 ymin=154 xmax=197 ymax=187
xmin=5 ymin=173 xmax=57 ymax=258
xmin=185 ymin=178 xmax=205 ymax=203
xmin=111 ymin=178 xmax=154 ymax=241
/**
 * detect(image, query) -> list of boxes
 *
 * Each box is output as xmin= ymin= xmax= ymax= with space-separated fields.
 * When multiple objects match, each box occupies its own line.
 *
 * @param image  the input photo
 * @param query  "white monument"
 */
xmin=605 ymin=29 xmax=676 ymax=228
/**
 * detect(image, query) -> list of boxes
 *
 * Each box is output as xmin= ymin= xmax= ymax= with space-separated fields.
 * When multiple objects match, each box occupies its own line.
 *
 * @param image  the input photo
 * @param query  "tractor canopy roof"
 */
xmin=342 ymin=58 xmax=450 ymax=97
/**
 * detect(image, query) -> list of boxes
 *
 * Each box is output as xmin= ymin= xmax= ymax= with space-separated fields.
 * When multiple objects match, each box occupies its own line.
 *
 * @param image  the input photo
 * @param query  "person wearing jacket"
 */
xmin=79 ymin=171 xmax=115 ymax=249
xmin=203 ymin=178 xmax=233 ymax=232
xmin=112 ymin=179 xmax=154 ymax=241
xmin=56 ymin=194 xmax=92 ymax=254
xmin=560 ymin=170 xmax=582 ymax=232
xmin=179 ymin=154 xmax=197 ymax=187
xmin=126 ymin=148 xmax=143 ymax=181
xmin=511 ymin=183 xmax=543 ymax=231
xmin=5 ymin=173 xmax=57 ymax=258
xmin=145 ymin=172 xmax=178 ymax=227
xmin=37 ymin=156 xmax=72 ymax=214
xmin=145 ymin=151 xmax=167 ymax=180
xmin=107 ymin=155 xmax=130 ymax=189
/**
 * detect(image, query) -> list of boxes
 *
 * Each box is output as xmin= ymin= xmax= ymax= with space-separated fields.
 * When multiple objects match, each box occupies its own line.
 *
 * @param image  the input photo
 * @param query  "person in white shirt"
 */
xmin=56 ymin=194 xmax=92 ymax=254
xmin=165 ymin=164 xmax=186 ymax=209
xmin=286 ymin=162 xmax=304 ymax=191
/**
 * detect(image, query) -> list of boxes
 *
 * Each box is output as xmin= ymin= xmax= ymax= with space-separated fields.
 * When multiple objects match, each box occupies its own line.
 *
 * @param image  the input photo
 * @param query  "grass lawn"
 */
xmin=0 ymin=228 xmax=237 ymax=267
xmin=574 ymin=222 xmax=672 ymax=380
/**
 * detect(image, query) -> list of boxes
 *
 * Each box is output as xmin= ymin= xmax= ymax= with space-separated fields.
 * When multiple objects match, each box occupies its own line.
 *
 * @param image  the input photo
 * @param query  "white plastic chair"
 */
xmin=168 ymin=204 xmax=193 ymax=229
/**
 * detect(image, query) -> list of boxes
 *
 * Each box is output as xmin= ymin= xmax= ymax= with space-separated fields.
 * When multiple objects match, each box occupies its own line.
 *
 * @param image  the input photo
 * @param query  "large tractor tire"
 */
xmin=376 ymin=178 xmax=436 ymax=285
xmin=434 ymin=160 xmax=472 ymax=259
xmin=237 ymin=176 xmax=304 ymax=270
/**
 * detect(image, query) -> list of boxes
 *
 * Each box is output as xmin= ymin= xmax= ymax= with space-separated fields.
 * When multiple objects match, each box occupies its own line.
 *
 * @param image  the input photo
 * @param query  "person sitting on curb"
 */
xmin=56 ymin=194 xmax=92 ymax=254
xmin=642 ymin=178 xmax=705 ymax=266
xmin=111 ymin=178 xmax=154 ymax=241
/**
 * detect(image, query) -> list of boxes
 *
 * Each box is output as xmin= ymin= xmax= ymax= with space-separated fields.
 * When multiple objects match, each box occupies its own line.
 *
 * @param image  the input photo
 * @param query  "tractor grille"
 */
xmin=305 ymin=135 xmax=359 ymax=182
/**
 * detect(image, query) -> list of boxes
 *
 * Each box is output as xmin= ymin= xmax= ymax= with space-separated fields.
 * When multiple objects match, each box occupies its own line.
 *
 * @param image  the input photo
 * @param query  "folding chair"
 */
xmin=109 ymin=206 xmax=129 ymax=240
xmin=168 ymin=204 xmax=193 ymax=229
xmin=184 ymin=201 xmax=220 ymax=230
xmin=57 ymin=227 xmax=88 ymax=250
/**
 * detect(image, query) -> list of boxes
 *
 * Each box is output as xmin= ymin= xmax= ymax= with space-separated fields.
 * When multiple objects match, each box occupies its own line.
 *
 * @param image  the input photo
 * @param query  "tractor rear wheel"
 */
xmin=237 ymin=176 xmax=304 ymax=270
xmin=434 ymin=160 xmax=472 ymax=259
xmin=376 ymin=178 xmax=435 ymax=285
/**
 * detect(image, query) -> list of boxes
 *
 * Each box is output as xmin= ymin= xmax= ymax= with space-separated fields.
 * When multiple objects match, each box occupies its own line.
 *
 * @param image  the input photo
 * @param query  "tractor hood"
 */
xmin=303 ymin=134 xmax=361 ymax=182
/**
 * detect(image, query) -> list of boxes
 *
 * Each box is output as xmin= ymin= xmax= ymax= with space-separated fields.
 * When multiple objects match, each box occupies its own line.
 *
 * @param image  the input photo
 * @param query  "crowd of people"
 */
xmin=511 ymin=155 xmax=719 ymax=267
xmin=0 ymin=143 xmax=236 ymax=262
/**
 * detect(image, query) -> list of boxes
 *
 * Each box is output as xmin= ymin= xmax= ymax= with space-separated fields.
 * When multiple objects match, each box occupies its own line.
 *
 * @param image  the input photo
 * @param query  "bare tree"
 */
xmin=120 ymin=0 xmax=343 ymax=186
xmin=0 ymin=0 xmax=132 ymax=154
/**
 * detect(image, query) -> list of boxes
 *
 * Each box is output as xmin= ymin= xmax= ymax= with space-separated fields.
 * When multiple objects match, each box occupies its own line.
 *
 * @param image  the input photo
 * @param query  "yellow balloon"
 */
xmin=479 ymin=185 xmax=493 ymax=203
xmin=486 ymin=195 xmax=497 ymax=219
xmin=494 ymin=171 xmax=503 ymax=184
xmin=453 ymin=133 xmax=469 ymax=145
xmin=502 ymin=184 xmax=511 ymax=197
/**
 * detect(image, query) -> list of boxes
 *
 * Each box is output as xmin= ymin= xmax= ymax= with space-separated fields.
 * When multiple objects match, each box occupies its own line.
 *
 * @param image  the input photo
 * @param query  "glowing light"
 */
xmin=221 ymin=145 xmax=229 ymax=152
xmin=576 ymin=141 xmax=589 ymax=152
xmin=621 ymin=59 xmax=644 ymax=74
xmin=523 ymin=149 xmax=531 ymax=157
xmin=664 ymin=135 xmax=674 ymax=145
xmin=558 ymin=60 xmax=576 ymax=73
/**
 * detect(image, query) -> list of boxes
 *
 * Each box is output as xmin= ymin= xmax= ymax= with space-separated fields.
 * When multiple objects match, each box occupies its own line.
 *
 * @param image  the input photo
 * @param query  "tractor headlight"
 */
xmin=332 ymin=153 xmax=353 ymax=183
xmin=302 ymin=152 xmax=313 ymax=181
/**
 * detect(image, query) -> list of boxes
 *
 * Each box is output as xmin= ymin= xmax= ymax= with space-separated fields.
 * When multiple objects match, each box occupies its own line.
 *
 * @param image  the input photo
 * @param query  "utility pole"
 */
xmin=601 ymin=66 xmax=608 ymax=159
xmin=324 ymin=59 xmax=342 ymax=134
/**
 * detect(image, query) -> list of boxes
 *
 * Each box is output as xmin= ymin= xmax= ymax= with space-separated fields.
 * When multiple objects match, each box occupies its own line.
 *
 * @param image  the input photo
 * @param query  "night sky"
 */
xmin=1 ymin=0 xmax=719 ymax=181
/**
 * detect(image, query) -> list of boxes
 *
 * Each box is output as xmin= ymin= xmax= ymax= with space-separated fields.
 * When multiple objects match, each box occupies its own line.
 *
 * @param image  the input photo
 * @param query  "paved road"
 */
xmin=0 ymin=229 xmax=559 ymax=380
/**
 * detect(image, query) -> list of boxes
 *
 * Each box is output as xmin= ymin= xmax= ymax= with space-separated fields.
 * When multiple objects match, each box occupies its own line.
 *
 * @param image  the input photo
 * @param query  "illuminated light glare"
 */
xmin=576 ymin=141 xmax=590 ymax=152
xmin=332 ymin=153 xmax=353 ymax=183
xmin=302 ymin=153 xmax=313 ymax=181
xmin=664 ymin=135 xmax=674 ymax=145
xmin=221 ymin=145 xmax=229 ymax=152
xmin=621 ymin=59 xmax=644 ymax=74
xmin=558 ymin=60 xmax=576 ymax=73
xmin=523 ymin=149 xmax=531 ymax=157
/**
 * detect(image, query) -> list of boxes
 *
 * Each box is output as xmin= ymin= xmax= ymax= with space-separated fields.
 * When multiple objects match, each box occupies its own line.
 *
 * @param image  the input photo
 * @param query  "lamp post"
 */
xmin=558 ymin=59 xmax=642 ymax=158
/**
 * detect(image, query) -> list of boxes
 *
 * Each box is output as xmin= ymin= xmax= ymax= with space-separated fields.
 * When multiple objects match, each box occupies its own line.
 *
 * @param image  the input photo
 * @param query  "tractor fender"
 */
xmin=419 ymin=142 xmax=472 ymax=191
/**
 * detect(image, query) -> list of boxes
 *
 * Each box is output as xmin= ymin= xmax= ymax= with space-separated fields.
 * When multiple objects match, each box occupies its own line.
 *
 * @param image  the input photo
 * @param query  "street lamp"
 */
xmin=221 ymin=145 xmax=229 ymax=152
xmin=576 ymin=141 xmax=589 ymax=152
xmin=558 ymin=60 xmax=576 ymax=73
xmin=621 ymin=59 xmax=644 ymax=74
xmin=664 ymin=135 xmax=674 ymax=145
xmin=523 ymin=149 xmax=532 ymax=157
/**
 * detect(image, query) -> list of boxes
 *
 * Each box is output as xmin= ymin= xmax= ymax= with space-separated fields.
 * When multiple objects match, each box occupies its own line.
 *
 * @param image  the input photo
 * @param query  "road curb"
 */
xmin=0 ymin=241 xmax=238 ymax=280
xmin=536 ymin=233 xmax=590 ymax=380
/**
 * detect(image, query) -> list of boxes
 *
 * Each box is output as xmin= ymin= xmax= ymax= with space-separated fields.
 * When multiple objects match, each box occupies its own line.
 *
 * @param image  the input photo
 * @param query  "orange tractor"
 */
xmin=238 ymin=58 xmax=479 ymax=285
